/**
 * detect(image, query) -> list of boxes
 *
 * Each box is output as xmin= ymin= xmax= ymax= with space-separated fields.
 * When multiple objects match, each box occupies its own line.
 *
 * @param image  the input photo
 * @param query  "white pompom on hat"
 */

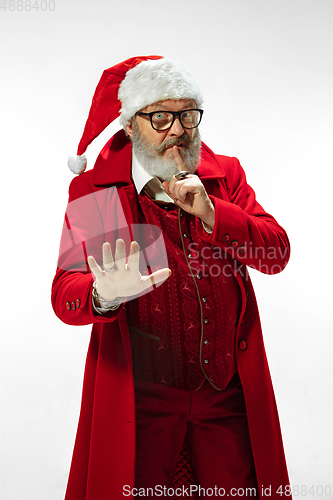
xmin=68 ymin=155 xmax=87 ymax=175
xmin=68 ymin=55 xmax=203 ymax=175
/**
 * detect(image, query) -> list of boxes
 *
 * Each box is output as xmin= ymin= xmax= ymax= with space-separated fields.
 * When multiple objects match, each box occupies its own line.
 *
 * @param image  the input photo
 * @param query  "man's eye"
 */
xmin=154 ymin=113 xmax=167 ymax=120
xmin=182 ymin=111 xmax=192 ymax=120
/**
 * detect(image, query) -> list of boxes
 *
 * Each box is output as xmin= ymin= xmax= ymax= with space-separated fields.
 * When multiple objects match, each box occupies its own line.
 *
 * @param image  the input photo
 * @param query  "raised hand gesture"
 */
xmin=87 ymin=239 xmax=171 ymax=304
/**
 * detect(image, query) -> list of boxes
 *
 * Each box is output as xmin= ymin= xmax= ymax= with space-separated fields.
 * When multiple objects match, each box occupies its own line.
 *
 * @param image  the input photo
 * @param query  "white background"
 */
xmin=1 ymin=0 xmax=332 ymax=499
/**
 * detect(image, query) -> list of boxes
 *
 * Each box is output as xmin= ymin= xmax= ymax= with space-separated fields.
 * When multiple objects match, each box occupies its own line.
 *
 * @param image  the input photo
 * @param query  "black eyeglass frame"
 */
xmin=136 ymin=108 xmax=204 ymax=131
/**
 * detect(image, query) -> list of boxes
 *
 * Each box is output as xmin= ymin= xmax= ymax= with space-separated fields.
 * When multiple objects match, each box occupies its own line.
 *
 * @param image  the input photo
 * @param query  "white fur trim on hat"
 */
xmin=118 ymin=58 xmax=203 ymax=128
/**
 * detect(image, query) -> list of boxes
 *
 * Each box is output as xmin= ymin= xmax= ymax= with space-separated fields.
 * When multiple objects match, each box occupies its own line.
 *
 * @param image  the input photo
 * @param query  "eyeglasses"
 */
xmin=136 ymin=109 xmax=204 ymax=131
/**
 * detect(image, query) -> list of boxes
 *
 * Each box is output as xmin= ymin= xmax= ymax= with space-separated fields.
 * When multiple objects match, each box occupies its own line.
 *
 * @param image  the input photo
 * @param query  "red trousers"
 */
xmin=134 ymin=371 xmax=258 ymax=499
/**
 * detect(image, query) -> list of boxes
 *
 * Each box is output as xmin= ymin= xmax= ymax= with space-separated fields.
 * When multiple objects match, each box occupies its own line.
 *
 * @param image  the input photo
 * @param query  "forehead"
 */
xmin=143 ymin=99 xmax=197 ymax=113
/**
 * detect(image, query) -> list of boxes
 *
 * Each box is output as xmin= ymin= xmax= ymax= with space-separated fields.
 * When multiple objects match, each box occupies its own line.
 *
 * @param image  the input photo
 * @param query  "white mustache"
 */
xmin=152 ymin=135 xmax=191 ymax=154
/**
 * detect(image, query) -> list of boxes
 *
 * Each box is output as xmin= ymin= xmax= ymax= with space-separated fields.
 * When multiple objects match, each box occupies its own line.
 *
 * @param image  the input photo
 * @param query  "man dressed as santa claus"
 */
xmin=52 ymin=56 xmax=292 ymax=500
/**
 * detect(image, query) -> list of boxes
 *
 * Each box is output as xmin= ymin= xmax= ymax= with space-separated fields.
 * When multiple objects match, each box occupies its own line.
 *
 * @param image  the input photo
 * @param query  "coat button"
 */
xmin=223 ymin=234 xmax=231 ymax=243
xmin=238 ymin=340 xmax=248 ymax=350
xmin=239 ymin=245 xmax=246 ymax=254
xmin=231 ymin=240 xmax=239 ymax=248
xmin=71 ymin=301 xmax=76 ymax=311
xmin=76 ymin=298 xmax=81 ymax=308
xmin=66 ymin=301 xmax=71 ymax=311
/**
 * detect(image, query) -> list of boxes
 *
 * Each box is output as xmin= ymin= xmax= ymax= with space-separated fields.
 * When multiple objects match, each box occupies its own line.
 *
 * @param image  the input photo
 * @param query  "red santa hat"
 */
xmin=68 ymin=55 xmax=203 ymax=174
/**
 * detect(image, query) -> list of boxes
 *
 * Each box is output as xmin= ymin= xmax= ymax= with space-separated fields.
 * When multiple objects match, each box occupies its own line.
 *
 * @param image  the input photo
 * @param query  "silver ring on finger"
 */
xmin=104 ymin=265 xmax=115 ymax=272
xmin=174 ymin=170 xmax=191 ymax=180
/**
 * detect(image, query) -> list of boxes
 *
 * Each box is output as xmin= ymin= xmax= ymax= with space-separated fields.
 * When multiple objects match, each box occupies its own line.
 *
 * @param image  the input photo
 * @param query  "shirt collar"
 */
xmin=131 ymin=150 xmax=154 ymax=194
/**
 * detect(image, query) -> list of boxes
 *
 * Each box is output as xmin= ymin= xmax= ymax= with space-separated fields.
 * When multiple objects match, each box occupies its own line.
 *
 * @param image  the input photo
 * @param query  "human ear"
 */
xmin=126 ymin=120 xmax=133 ymax=137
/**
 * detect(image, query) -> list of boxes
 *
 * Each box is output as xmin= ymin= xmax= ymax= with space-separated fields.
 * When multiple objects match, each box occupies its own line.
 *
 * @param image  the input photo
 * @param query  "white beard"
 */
xmin=131 ymin=119 xmax=201 ymax=182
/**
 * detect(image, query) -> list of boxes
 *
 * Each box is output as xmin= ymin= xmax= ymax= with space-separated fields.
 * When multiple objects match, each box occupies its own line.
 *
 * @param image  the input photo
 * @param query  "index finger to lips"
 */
xmin=172 ymin=145 xmax=188 ymax=172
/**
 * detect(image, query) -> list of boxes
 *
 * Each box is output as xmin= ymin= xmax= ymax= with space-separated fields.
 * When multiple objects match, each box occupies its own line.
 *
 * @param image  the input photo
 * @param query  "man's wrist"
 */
xmin=201 ymin=219 xmax=213 ymax=234
xmin=92 ymin=281 xmax=126 ymax=311
xmin=201 ymin=202 xmax=215 ymax=232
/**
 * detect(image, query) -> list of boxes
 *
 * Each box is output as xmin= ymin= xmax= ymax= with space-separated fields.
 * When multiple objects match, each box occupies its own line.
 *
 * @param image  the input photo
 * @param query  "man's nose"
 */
xmin=168 ymin=116 xmax=184 ymax=137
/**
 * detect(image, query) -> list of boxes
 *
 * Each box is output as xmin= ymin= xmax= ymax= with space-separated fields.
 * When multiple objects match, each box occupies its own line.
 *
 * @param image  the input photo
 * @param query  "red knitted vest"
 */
xmin=126 ymin=194 xmax=241 ymax=391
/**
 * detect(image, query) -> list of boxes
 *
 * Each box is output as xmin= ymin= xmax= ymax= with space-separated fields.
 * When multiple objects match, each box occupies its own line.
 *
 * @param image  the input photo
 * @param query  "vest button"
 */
xmin=183 ymin=233 xmax=188 ymax=238
xmin=204 ymin=339 xmax=208 ymax=345
xmin=196 ymin=274 xmax=202 ymax=280
xmin=204 ymin=318 xmax=209 ymax=324
xmin=238 ymin=340 xmax=248 ymax=350
xmin=188 ymin=253 xmax=193 ymax=259
xmin=202 ymin=297 xmax=207 ymax=303
xmin=204 ymin=358 xmax=209 ymax=364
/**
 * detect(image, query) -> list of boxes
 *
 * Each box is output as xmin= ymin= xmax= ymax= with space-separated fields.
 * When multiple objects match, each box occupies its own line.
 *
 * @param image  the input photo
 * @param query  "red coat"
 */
xmin=52 ymin=130 xmax=292 ymax=499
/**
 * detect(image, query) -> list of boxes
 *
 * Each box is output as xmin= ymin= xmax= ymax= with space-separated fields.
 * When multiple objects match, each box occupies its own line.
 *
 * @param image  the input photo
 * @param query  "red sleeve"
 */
xmin=196 ymin=157 xmax=290 ymax=274
xmin=51 ymin=174 xmax=125 ymax=326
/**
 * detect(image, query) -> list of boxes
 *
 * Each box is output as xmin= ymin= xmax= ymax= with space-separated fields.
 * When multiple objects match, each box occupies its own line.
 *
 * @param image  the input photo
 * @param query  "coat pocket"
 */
xmin=128 ymin=326 xmax=161 ymax=342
